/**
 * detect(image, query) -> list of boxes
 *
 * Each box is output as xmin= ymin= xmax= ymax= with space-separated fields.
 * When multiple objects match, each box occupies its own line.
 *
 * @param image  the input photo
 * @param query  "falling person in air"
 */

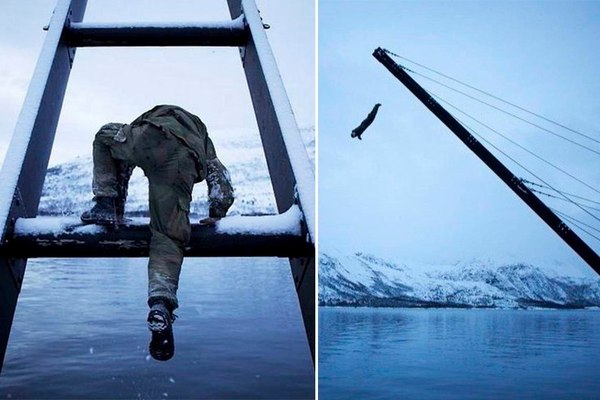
xmin=80 ymin=104 xmax=235 ymax=361
xmin=351 ymin=103 xmax=382 ymax=140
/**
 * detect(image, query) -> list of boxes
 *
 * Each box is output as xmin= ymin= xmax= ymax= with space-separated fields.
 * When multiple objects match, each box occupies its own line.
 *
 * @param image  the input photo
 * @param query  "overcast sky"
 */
xmin=319 ymin=0 xmax=600 ymax=277
xmin=3 ymin=1 xmax=600 ymax=277
xmin=0 ymin=0 xmax=314 ymax=164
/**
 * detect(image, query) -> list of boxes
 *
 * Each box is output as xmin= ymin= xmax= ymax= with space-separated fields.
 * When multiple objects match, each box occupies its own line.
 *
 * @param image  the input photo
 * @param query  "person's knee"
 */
xmin=94 ymin=123 xmax=124 ymax=146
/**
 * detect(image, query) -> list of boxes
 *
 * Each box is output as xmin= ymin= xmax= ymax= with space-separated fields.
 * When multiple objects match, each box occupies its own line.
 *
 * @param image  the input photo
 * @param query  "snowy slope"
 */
xmin=319 ymin=250 xmax=600 ymax=309
xmin=39 ymin=127 xmax=314 ymax=218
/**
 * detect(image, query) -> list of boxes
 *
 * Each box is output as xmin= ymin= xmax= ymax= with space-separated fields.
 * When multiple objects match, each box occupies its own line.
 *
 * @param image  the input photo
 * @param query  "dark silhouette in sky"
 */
xmin=351 ymin=103 xmax=381 ymax=140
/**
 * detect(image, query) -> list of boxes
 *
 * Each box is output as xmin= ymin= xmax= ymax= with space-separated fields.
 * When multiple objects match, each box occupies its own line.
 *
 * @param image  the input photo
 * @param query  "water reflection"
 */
xmin=320 ymin=307 xmax=600 ymax=400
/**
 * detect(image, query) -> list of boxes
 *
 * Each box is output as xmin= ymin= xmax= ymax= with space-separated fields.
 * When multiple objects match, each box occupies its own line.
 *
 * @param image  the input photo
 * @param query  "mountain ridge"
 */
xmin=319 ymin=250 xmax=600 ymax=309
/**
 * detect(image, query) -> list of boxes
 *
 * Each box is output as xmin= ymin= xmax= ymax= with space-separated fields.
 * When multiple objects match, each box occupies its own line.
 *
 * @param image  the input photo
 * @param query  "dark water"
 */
xmin=319 ymin=307 xmax=600 ymax=400
xmin=0 ymin=258 xmax=314 ymax=399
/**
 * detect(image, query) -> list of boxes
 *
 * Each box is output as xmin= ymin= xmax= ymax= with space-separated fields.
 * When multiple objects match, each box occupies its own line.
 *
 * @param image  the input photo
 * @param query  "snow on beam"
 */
xmin=66 ymin=17 xmax=247 ymax=47
xmin=0 ymin=0 xmax=87 ymax=242
xmin=228 ymin=0 xmax=316 ymax=243
xmin=1 ymin=206 xmax=311 ymax=258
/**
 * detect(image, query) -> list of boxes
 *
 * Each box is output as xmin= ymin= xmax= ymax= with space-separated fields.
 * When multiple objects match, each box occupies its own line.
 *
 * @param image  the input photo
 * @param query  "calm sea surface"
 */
xmin=0 ymin=258 xmax=314 ymax=399
xmin=319 ymin=307 xmax=600 ymax=400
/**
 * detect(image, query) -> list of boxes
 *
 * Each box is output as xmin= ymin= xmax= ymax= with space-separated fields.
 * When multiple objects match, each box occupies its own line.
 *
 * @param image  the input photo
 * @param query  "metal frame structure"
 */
xmin=5 ymin=216 xmax=311 ymax=258
xmin=227 ymin=0 xmax=316 ymax=361
xmin=373 ymin=47 xmax=600 ymax=274
xmin=0 ymin=0 xmax=315 ymax=372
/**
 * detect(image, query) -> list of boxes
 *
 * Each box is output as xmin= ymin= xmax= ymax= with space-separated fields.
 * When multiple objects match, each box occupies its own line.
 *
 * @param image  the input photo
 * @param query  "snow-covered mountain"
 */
xmin=39 ymin=127 xmax=314 ymax=217
xmin=320 ymin=250 xmax=600 ymax=309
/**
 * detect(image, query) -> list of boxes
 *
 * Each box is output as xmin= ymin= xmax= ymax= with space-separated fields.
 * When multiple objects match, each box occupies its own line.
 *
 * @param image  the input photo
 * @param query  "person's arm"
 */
xmin=204 ymin=138 xmax=235 ymax=220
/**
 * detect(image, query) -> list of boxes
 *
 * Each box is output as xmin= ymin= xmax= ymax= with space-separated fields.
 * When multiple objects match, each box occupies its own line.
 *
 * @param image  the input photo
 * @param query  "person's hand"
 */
xmin=199 ymin=217 xmax=220 ymax=226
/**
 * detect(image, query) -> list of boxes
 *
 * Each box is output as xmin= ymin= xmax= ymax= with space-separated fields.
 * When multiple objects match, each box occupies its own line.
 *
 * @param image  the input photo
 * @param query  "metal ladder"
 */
xmin=0 ymin=0 xmax=315 ymax=372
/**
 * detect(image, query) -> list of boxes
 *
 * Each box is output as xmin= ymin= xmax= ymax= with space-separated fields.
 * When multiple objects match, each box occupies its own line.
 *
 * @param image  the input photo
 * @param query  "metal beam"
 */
xmin=0 ymin=258 xmax=25 ymax=375
xmin=0 ymin=0 xmax=88 ymax=373
xmin=373 ymin=47 xmax=600 ymax=273
xmin=290 ymin=255 xmax=315 ymax=361
xmin=66 ymin=19 xmax=247 ymax=47
xmin=227 ymin=0 xmax=316 ymax=363
xmin=2 ymin=216 xmax=310 ymax=258
xmin=227 ymin=0 xmax=315 ymax=241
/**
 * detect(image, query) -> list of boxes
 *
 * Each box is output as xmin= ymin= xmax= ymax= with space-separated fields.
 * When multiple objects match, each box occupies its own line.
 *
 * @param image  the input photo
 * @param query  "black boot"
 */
xmin=147 ymin=302 xmax=175 ymax=361
xmin=80 ymin=197 xmax=117 ymax=225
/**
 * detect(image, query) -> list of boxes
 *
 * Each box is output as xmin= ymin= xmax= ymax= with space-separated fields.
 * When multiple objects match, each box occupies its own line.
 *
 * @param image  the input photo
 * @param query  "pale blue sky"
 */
xmin=319 ymin=0 xmax=600 ymax=276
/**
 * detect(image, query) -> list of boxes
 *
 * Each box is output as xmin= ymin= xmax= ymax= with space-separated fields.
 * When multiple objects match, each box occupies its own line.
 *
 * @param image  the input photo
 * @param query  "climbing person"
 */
xmin=351 ymin=103 xmax=382 ymax=140
xmin=81 ymin=104 xmax=235 ymax=361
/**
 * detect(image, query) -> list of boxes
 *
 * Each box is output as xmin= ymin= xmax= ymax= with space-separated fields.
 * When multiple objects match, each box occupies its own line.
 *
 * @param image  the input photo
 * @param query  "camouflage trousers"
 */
xmin=93 ymin=123 xmax=199 ymax=311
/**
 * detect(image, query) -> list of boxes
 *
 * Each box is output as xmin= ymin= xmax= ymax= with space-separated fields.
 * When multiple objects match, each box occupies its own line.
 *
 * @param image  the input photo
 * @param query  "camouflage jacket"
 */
xmin=119 ymin=105 xmax=234 ymax=217
xmin=123 ymin=104 xmax=210 ymax=181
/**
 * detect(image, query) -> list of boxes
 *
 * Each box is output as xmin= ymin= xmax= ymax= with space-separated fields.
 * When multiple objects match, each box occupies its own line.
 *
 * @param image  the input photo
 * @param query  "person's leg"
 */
xmin=82 ymin=123 xmax=135 ymax=223
xmin=115 ymin=162 xmax=136 ymax=221
xmin=131 ymin=125 xmax=197 ymax=312
xmin=131 ymin=124 xmax=198 ymax=361
xmin=92 ymin=124 xmax=122 ymax=198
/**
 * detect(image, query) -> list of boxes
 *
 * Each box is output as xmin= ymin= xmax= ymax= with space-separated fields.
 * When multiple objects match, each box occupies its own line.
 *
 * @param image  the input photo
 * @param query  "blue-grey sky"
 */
xmin=319 ymin=0 xmax=600 ymax=276
xmin=0 ymin=0 xmax=314 ymax=164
